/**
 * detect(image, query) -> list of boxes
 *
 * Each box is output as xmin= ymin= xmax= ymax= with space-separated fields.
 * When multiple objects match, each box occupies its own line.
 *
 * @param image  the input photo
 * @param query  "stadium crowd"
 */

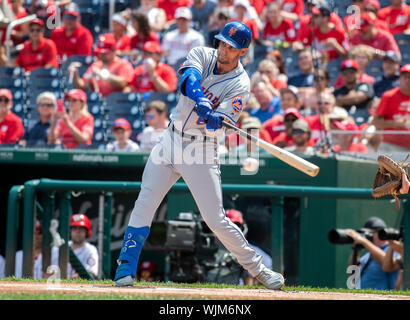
xmin=0 ymin=0 xmax=409 ymax=155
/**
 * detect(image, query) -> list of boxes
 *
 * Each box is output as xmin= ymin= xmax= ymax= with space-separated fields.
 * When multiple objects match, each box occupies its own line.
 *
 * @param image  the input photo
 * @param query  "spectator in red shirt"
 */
xmin=372 ymin=64 xmax=410 ymax=152
xmin=272 ymin=108 xmax=304 ymax=148
xmin=0 ymin=89 xmax=24 ymax=144
xmin=296 ymin=3 xmax=349 ymax=62
xmin=350 ymin=13 xmax=401 ymax=60
xmin=296 ymin=0 xmax=343 ymax=48
xmin=69 ymin=33 xmax=134 ymax=97
xmin=333 ymin=45 xmax=375 ymax=89
xmin=48 ymin=89 xmax=94 ymax=149
xmin=262 ymin=2 xmax=296 ymax=46
xmin=284 ymin=119 xmax=316 ymax=155
xmin=127 ymin=41 xmax=177 ymax=93
xmin=364 ymin=0 xmax=391 ymax=32
xmin=110 ymin=13 xmax=132 ymax=56
xmin=0 ymin=0 xmax=28 ymax=44
xmin=378 ymin=0 xmax=410 ymax=34
xmin=280 ymin=0 xmax=305 ymax=22
xmin=50 ymin=3 xmax=94 ymax=61
xmin=129 ymin=11 xmax=160 ymax=59
xmin=330 ymin=120 xmax=368 ymax=153
xmin=15 ymin=19 xmax=58 ymax=73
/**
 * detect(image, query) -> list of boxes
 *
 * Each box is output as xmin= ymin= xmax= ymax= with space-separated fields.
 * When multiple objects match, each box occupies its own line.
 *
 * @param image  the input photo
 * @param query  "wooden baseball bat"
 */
xmin=193 ymin=106 xmax=319 ymax=177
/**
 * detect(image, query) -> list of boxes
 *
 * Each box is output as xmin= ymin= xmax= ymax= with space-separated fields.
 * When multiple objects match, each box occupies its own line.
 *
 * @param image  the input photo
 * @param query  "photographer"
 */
xmin=346 ymin=217 xmax=399 ymax=290
xmin=382 ymin=240 xmax=404 ymax=291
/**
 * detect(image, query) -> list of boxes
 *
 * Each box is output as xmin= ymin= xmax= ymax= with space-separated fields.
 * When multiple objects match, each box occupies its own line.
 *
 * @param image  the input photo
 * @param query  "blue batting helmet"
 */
xmin=214 ymin=21 xmax=252 ymax=49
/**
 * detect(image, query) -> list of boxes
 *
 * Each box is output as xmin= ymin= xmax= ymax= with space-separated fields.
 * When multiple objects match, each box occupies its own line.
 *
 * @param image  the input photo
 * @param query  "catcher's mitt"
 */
xmin=372 ymin=154 xmax=409 ymax=209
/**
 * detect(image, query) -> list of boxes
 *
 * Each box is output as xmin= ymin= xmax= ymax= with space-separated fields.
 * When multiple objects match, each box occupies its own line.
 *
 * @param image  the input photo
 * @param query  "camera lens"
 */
xmin=328 ymin=229 xmax=354 ymax=244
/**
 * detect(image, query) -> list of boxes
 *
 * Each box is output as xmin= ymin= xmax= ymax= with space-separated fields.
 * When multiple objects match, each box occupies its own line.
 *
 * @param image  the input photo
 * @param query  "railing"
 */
xmin=5 ymin=178 xmax=410 ymax=288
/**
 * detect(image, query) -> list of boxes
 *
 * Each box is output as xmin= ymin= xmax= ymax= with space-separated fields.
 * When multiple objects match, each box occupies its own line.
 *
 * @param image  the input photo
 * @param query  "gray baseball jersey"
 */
xmin=170 ymin=46 xmax=250 ymax=137
xmin=126 ymin=46 xmax=266 ymax=278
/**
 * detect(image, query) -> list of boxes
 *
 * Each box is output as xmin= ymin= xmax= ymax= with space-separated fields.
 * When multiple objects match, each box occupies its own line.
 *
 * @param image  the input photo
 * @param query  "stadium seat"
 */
xmin=142 ymin=92 xmax=179 ymax=115
xmin=394 ymin=33 xmax=410 ymax=47
xmin=366 ymin=60 xmax=383 ymax=78
xmin=27 ymin=68 xmax=62 ymax=94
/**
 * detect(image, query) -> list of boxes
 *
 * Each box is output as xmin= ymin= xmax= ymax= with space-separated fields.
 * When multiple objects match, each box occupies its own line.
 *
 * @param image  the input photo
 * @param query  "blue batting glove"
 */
xmin=206 ymin=113 xmax=223 ymax=130
xmin=196 ymin=97 xmax=213 ymax=119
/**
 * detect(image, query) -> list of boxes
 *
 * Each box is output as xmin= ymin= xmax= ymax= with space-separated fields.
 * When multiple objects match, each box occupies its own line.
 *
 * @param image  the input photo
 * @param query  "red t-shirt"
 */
xmin=350 ymin=28 xmax=400 ymax=54
xmin=56 ymin=113 xmax=94 ymax=149
xmin=375 ymin=87 xmax=410 ymax=148
xmin=378 ymin=4 xmax=410 ymax=34
xmin=272 ymin=132 xmax=295 ymax=146
xmin=263 ymin=18 xmax=296 ymax=42
xmin=50 ymin=24 xmax=94 ymax=60
xmin=250 ymin=0 xmax=266 ymax=15
xmin=281 ymin=0 xmax=304 ymax=17
xmin=227 ymin=128 xmax=272 ymax=148
xmin=83 ymin=57 xmax=135 ymax=97
xmin=305 ymin=26 xmax=349 ymax=61
xmin=239 ymin=18 xmax=260 ymax=40
xmin=0 ymin=111 xmax=24 ymax=144
xmin=130 ymin=62 xmax=177 ymax=92
xmin=108 ymin=33 xmax=131 ymax=52
xmin=262 ymin=117 xmax=285 ymax=142
xmin=305 ymin=114 xmax=326 ymax=143
xmin=0 ymin=8 xmax=28 ymax=43
xmin=157 ymin=0 xmax=192 ymax=21
xmin=130 ymin=32 xmax=160 ymax=51
xmin=271 ymin=79 xmax=288 ymax=90
xmin=344 ymin=14 xmax=390 ymax=33
xmin=16 ymin=38 xmax=58 ymax=72
xmin=332 ymin=142 xmax=368 ymax=153
xmin=297 ymin=13 xmax=344 ymax=44
xmin=333 ymin=73 xmax=375 ymax=89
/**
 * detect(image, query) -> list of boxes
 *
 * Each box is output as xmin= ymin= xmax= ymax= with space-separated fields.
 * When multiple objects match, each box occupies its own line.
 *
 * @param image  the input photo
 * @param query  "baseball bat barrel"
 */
xmin=192 ymin=106 xmax=320 ymax=177
xmin=221 ymin=120 xmax=320 ymax=177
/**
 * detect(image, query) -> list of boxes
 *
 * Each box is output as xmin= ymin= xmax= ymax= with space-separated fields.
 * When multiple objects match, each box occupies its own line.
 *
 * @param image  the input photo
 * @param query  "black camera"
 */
xmin=328 ymin=228 xmax=374 ymax=244
xmin=377 ymin=228 xmax=403 ymax=241
xmin=144 ymin=212 xmax=219 ymax=283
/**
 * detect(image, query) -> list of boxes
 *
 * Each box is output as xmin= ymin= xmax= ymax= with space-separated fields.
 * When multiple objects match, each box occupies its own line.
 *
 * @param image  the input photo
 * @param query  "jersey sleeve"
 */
xmin=178 ymin=46 xmax=212 ymax=76
xmin=214 ymin=89 xmax=250 ymax=124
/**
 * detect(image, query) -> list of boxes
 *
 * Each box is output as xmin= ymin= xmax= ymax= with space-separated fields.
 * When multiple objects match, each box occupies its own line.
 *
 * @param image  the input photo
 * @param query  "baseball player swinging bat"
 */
xmin=193 ymin=106 xmax=320 ymax=177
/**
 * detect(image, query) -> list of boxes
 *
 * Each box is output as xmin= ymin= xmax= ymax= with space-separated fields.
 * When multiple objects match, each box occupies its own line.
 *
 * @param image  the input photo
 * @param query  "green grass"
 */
xmin=1 ymin=277 xmax=410 ymax=300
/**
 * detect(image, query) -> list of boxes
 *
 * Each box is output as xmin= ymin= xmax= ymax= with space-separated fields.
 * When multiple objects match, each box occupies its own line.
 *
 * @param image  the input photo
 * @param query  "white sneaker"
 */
xmin=255 ymin=267 xmax=285 ymax=290
xmin=115 ymin=275 xmax=134 ymax=287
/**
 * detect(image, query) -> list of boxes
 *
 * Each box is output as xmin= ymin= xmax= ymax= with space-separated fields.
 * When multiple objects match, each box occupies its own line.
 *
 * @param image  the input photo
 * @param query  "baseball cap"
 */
xmin=241 ymin=117 xmax=261 ymax=129
xmin=311 ymin=2 xmax=331 ymax=16
xmin=364 ymin=217 xmax=387 ymax=231
xmin=359 ymin=12 xmax=375 ymax=29
xmin=292 ymin=119 xmax=310 ymax=132
xmin=400 ymin=64 xmax=410 ymax=74
xmin=95 ymin=33 xmax=117 ymax=54
xmin=112 ymin=13 xmax=127 ymax=27
xmin=29 ymin=18 xmax=44 ymax=27
xmin=284 ymin=107 xmax=302 ymax=119
xmin=64 ymin=3 xmax=80 ymax=17
xmin=140 ymin=261 xmax=158 ymax=272
xmin=280 ymin=85 xmax=299 ymax=99
xmin=331 ymin=119 xmax=359 ymax=131
xmin=143 ymin=41 xmax=162 ymax=53
xmin=113 ymin=118 xmax=131 ymax=131
xmin=174 ymin=7 xmax=192 ymax=20
xmin=0 ymin=88 xmax=12 ymax=100
xmin=365 ymin=0 xmax=380 ymax=10
xmin=226 ymin=209 xmax=244 ymax=224
xmin=340 ymin=59 xmax=358 ymax=71
xmin=383 ymin=50 xmax=401 ymax=64
xmin=64 ymin=89 xmax=87 ymax=103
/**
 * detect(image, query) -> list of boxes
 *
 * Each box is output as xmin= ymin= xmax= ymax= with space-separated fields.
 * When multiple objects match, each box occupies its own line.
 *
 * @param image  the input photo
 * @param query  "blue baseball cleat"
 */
xmin=114 ymin=226 xmax=150 ymax=286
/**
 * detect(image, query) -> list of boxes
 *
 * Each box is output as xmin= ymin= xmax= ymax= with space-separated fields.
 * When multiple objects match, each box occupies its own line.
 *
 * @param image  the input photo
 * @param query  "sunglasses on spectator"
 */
xmin=38 ymin=103 xmax=55 ymax=108
xmin=259 ymin=69 xmax=272 ymax=74
xmin=314 ymin=76 xmax=326 ymax=81
xmin=318 ymin=101 xmax=330 ymax=106
xmin=66 ymin=98 xmax=81 ymax=103
xmin=145 ymin=113 xmax=155 ymax=119
xmin=29 ymin=28 xmax=42 ymax=33
xmin=342 ymin=69 xmax=356 ymax=75
xmin=284 ymin=117 xmax=298 ymax=122
xmin=292 ymin=129 xmax=306 ymax=135
xmin=65 ymin=14 xmax=78 ymax=20
xmin=0 ymin=97 xmax=10 ymax=103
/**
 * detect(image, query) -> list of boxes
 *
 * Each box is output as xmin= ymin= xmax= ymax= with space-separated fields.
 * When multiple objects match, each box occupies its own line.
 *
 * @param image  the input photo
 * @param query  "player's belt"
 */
xmin=170 ymin=123 xmax=217 ymax=143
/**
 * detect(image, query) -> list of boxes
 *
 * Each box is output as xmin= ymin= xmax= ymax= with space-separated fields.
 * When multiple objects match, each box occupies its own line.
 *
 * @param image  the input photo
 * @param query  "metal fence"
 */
xmin=5 ymin=178 xmax=410 ymax=288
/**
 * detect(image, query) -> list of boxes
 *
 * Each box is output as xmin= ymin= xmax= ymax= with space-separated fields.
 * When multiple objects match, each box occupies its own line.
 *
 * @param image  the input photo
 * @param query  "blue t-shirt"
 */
xmin=373 ymin=75 xmax=400 ymax=97
xmin=287 ymin=73 xmax=314 ymax=88
xmin=249 ymin=97 xmax=282 ymax=124
xmin=359 ymin=244 xmax=400 ymax=290
xmin=23 ymin=120 xmax=50 ymax=147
